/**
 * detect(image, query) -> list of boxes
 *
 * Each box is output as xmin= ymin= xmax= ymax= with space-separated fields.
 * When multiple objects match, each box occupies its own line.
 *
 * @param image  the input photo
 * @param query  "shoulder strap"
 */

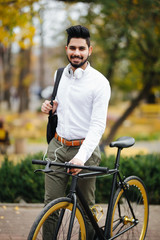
xmin=51 ymin=67 xmax=64 ymax=104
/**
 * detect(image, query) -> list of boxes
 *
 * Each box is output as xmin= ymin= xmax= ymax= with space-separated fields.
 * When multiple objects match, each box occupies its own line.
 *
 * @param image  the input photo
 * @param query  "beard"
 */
xmin=67 ymin=54 xmax=89 ymax=69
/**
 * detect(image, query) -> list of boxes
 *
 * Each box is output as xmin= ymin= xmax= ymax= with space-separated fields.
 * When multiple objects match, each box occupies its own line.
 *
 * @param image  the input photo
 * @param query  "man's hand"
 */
xmin=41 ymin=100 xmax=58 ymax=114
xmin=67 ymin=158 xmax=84 ymax=175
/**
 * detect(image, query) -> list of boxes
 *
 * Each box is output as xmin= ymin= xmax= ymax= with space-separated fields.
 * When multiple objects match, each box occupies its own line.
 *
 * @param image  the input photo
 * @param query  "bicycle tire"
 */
xmin=28 ymin=197 xmax=87 ymax=240
xmin=109 ymin=176 xmax=149 ymax=240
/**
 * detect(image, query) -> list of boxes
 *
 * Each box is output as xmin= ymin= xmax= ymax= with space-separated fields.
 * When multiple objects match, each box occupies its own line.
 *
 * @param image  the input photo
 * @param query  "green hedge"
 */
xmin=96 ymin=153 xmax=160 ymax=204
xmin=0 ymin=152 xmax=44 ymax=203
xmin=0 ymin=153 xmax=160 ymax=204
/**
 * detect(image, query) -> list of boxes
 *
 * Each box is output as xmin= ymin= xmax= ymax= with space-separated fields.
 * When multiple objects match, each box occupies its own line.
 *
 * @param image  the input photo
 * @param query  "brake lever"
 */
xmin=34 ymin=160 xmax=53 ymax=173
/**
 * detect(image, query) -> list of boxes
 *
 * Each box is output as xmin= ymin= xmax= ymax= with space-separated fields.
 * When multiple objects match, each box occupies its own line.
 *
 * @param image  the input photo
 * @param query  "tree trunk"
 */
xmin=0 ymin=44 xmax=4 ymax=105
xmin=18 ymin=47 xmax=31 ymax=113
xmin=100 ymin=77 xmax=154 ymax=150
xmin=4 ymin=46 xmax=12 ymax=109
xmin=0 ymin=44 xmax=12 ymax=109
xmin=39 ymin=9 xmax=45 ymax=89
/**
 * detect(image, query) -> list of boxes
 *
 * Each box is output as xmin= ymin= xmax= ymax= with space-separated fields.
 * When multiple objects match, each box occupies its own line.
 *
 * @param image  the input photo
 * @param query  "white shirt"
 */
xmin=55 ymin=63 xmax=111 ymax=163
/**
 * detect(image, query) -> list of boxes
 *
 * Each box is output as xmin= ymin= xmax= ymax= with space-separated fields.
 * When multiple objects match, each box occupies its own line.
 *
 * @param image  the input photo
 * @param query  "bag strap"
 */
xmin=49 ymin=67 xmax=64 ymax=116
xmin=51 ymin=67 xmax=64 ymax=104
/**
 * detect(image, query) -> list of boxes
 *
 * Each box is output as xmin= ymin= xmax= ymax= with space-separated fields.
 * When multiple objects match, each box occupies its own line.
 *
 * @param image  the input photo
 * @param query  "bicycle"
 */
xmin=28 ymin=136 xmax=149 ymax=240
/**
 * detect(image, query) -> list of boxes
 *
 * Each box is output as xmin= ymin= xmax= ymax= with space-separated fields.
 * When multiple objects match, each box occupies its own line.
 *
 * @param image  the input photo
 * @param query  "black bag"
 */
xmin=46 ymin=68 xmax=64 ymax=144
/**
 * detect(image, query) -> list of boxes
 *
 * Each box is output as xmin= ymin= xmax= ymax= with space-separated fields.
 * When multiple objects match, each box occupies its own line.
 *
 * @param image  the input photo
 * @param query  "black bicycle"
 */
xmin=28 ymin=136 xmax=149 ymax=240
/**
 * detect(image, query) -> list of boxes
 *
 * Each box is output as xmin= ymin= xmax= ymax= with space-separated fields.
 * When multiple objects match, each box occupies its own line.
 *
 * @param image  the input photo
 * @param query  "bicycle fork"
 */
xmin=107 ymin=173 xmax=139 ymax=240
xmin=63 ymin=193 xmax=77 ymax=240
xmin=53 ymin=175 xmax=78 ymax=240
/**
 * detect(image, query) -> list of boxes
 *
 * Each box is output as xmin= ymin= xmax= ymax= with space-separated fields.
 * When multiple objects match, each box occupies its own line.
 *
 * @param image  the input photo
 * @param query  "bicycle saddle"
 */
xmin=110 ymin=136 xmax=135 ymax=149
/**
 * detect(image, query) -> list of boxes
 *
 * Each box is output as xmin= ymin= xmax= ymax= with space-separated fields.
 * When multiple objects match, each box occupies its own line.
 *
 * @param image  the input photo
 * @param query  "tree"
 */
xmin=0 ymin=0 xmax=39 ymax=111
xmin=17 ymin=22 xmax=36 ymax=112
xmin=82 ymin=0 xmax=160 ymax=146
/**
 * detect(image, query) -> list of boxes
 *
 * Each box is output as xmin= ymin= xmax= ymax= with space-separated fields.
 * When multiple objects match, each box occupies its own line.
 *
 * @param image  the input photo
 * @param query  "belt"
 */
xmin=54 ymin=132 xmax=84 ymax=147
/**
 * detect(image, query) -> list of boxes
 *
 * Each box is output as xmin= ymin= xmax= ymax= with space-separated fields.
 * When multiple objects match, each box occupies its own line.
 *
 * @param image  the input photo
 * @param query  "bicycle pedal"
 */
xmin=91 ymin=205 xmax=104 ymax=222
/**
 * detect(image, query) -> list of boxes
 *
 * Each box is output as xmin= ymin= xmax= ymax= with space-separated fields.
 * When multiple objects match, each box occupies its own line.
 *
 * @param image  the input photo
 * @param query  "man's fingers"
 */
xmin=41 ymin=100 xmax=53 ymax=114
xmin=52 ymin=101 xmax=58 ymax=113
xmin=67 ymin=167 xmax=82 ymax=175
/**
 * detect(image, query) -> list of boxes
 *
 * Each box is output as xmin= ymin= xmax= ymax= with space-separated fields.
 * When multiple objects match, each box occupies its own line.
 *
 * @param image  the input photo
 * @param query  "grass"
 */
xmin=106 ymin=103 xmax=160 ymax=142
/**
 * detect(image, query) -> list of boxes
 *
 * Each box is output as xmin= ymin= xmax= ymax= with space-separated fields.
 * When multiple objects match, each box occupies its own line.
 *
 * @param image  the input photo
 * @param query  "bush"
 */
xmin=96 ymin=153 xmax=160 ymax=204
xmin=0 ymin=152 xmax=44 ymax=203
xmin=0 ymin=152 xmax=160 ymax=204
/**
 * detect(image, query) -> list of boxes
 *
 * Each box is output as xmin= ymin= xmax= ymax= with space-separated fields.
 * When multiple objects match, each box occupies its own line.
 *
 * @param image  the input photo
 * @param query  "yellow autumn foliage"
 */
xmin=0 ymin=0 xmax=38 ymax=48
xmin=17 ymin=25 xmax=36 ymax=49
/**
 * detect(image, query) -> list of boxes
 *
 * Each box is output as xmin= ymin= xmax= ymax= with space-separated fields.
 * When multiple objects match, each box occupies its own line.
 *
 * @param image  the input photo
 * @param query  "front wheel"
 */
xmin=109 ymin=176 xmax=149 ymax=240
xmin=28 ymin=197 xmax=87 ymax=240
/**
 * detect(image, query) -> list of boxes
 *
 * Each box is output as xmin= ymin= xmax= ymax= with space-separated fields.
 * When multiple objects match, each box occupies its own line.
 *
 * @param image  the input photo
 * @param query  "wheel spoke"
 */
xmin=110 ymin=176 xmax=149 ymax=240
xmin=28 ymin=198 xmax=87 ymax=240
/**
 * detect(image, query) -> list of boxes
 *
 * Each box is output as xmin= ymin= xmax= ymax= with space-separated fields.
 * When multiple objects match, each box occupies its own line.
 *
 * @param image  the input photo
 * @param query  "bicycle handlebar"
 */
xmin=32 ymin=159 xmax=109 ymax=174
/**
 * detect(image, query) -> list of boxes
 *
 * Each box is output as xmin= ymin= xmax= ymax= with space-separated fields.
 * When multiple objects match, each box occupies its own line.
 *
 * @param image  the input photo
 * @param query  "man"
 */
xmin=41 ymin=25 xmax=111 ymax=239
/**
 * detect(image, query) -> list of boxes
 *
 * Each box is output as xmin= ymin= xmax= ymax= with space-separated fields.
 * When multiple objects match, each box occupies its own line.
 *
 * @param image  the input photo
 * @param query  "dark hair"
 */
xmin=66 ymin=25 xmax=90 ymax=47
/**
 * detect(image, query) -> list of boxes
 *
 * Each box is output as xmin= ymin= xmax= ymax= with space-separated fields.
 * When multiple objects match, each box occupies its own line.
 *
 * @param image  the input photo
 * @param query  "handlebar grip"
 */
xmin=32 ymin=159 xmax=47 ymax=165
xmin=86 ymin=165 xmax=109 ymax=173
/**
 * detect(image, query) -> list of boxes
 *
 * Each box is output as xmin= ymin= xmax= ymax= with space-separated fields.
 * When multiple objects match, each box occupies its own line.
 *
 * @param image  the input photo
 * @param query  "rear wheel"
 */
xmin=28 ymin=197 xmax=87 ymax=240
xmin=109 ymin=176 xmax=149 ymax=239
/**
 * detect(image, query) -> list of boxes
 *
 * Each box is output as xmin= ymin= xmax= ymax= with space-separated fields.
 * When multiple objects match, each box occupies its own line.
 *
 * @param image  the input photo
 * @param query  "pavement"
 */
xmin=0 ymin=203 xmax=159 ymax=239
xmin=6 ymin=140 xmax=160 ymax=156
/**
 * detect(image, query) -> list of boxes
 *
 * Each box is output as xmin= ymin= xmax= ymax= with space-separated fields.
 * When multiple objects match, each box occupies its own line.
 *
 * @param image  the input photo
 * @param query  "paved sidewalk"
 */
xmin=0 ymin=203 xmax=159 ymax=239
xmin=7 ymin=140 xmax=160 ymax=156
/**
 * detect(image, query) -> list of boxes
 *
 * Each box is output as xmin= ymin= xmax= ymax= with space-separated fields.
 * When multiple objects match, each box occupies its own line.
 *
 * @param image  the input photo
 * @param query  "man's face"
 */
xmin=65 ymin=38 xmax=92 ymax=70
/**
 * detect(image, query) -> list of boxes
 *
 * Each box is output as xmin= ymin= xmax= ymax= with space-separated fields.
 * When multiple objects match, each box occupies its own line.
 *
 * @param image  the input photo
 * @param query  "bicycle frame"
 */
xmin=76 ymin=148 xmax=121 ymax=240
xmin=66 ymin=147 xmax=138 ymax=240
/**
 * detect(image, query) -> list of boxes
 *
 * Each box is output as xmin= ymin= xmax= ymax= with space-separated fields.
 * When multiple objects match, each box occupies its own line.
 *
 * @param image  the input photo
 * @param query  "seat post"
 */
xmin=115 ymin=147 xmax=122 ymax=170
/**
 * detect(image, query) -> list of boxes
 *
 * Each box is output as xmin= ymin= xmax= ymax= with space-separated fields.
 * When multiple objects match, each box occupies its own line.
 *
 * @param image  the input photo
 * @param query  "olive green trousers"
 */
xmin=44 ymin=137 xmax=101 ymax=239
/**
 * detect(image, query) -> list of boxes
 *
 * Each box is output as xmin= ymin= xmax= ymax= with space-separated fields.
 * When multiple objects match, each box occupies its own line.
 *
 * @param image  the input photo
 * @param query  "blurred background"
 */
xmin=0 ymin=0 xmax=160 ymax=228
xmin=0 ymin=0 xmax=160 ymax=239
xmin=0 ymin=0 xmax=160 ymax=202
